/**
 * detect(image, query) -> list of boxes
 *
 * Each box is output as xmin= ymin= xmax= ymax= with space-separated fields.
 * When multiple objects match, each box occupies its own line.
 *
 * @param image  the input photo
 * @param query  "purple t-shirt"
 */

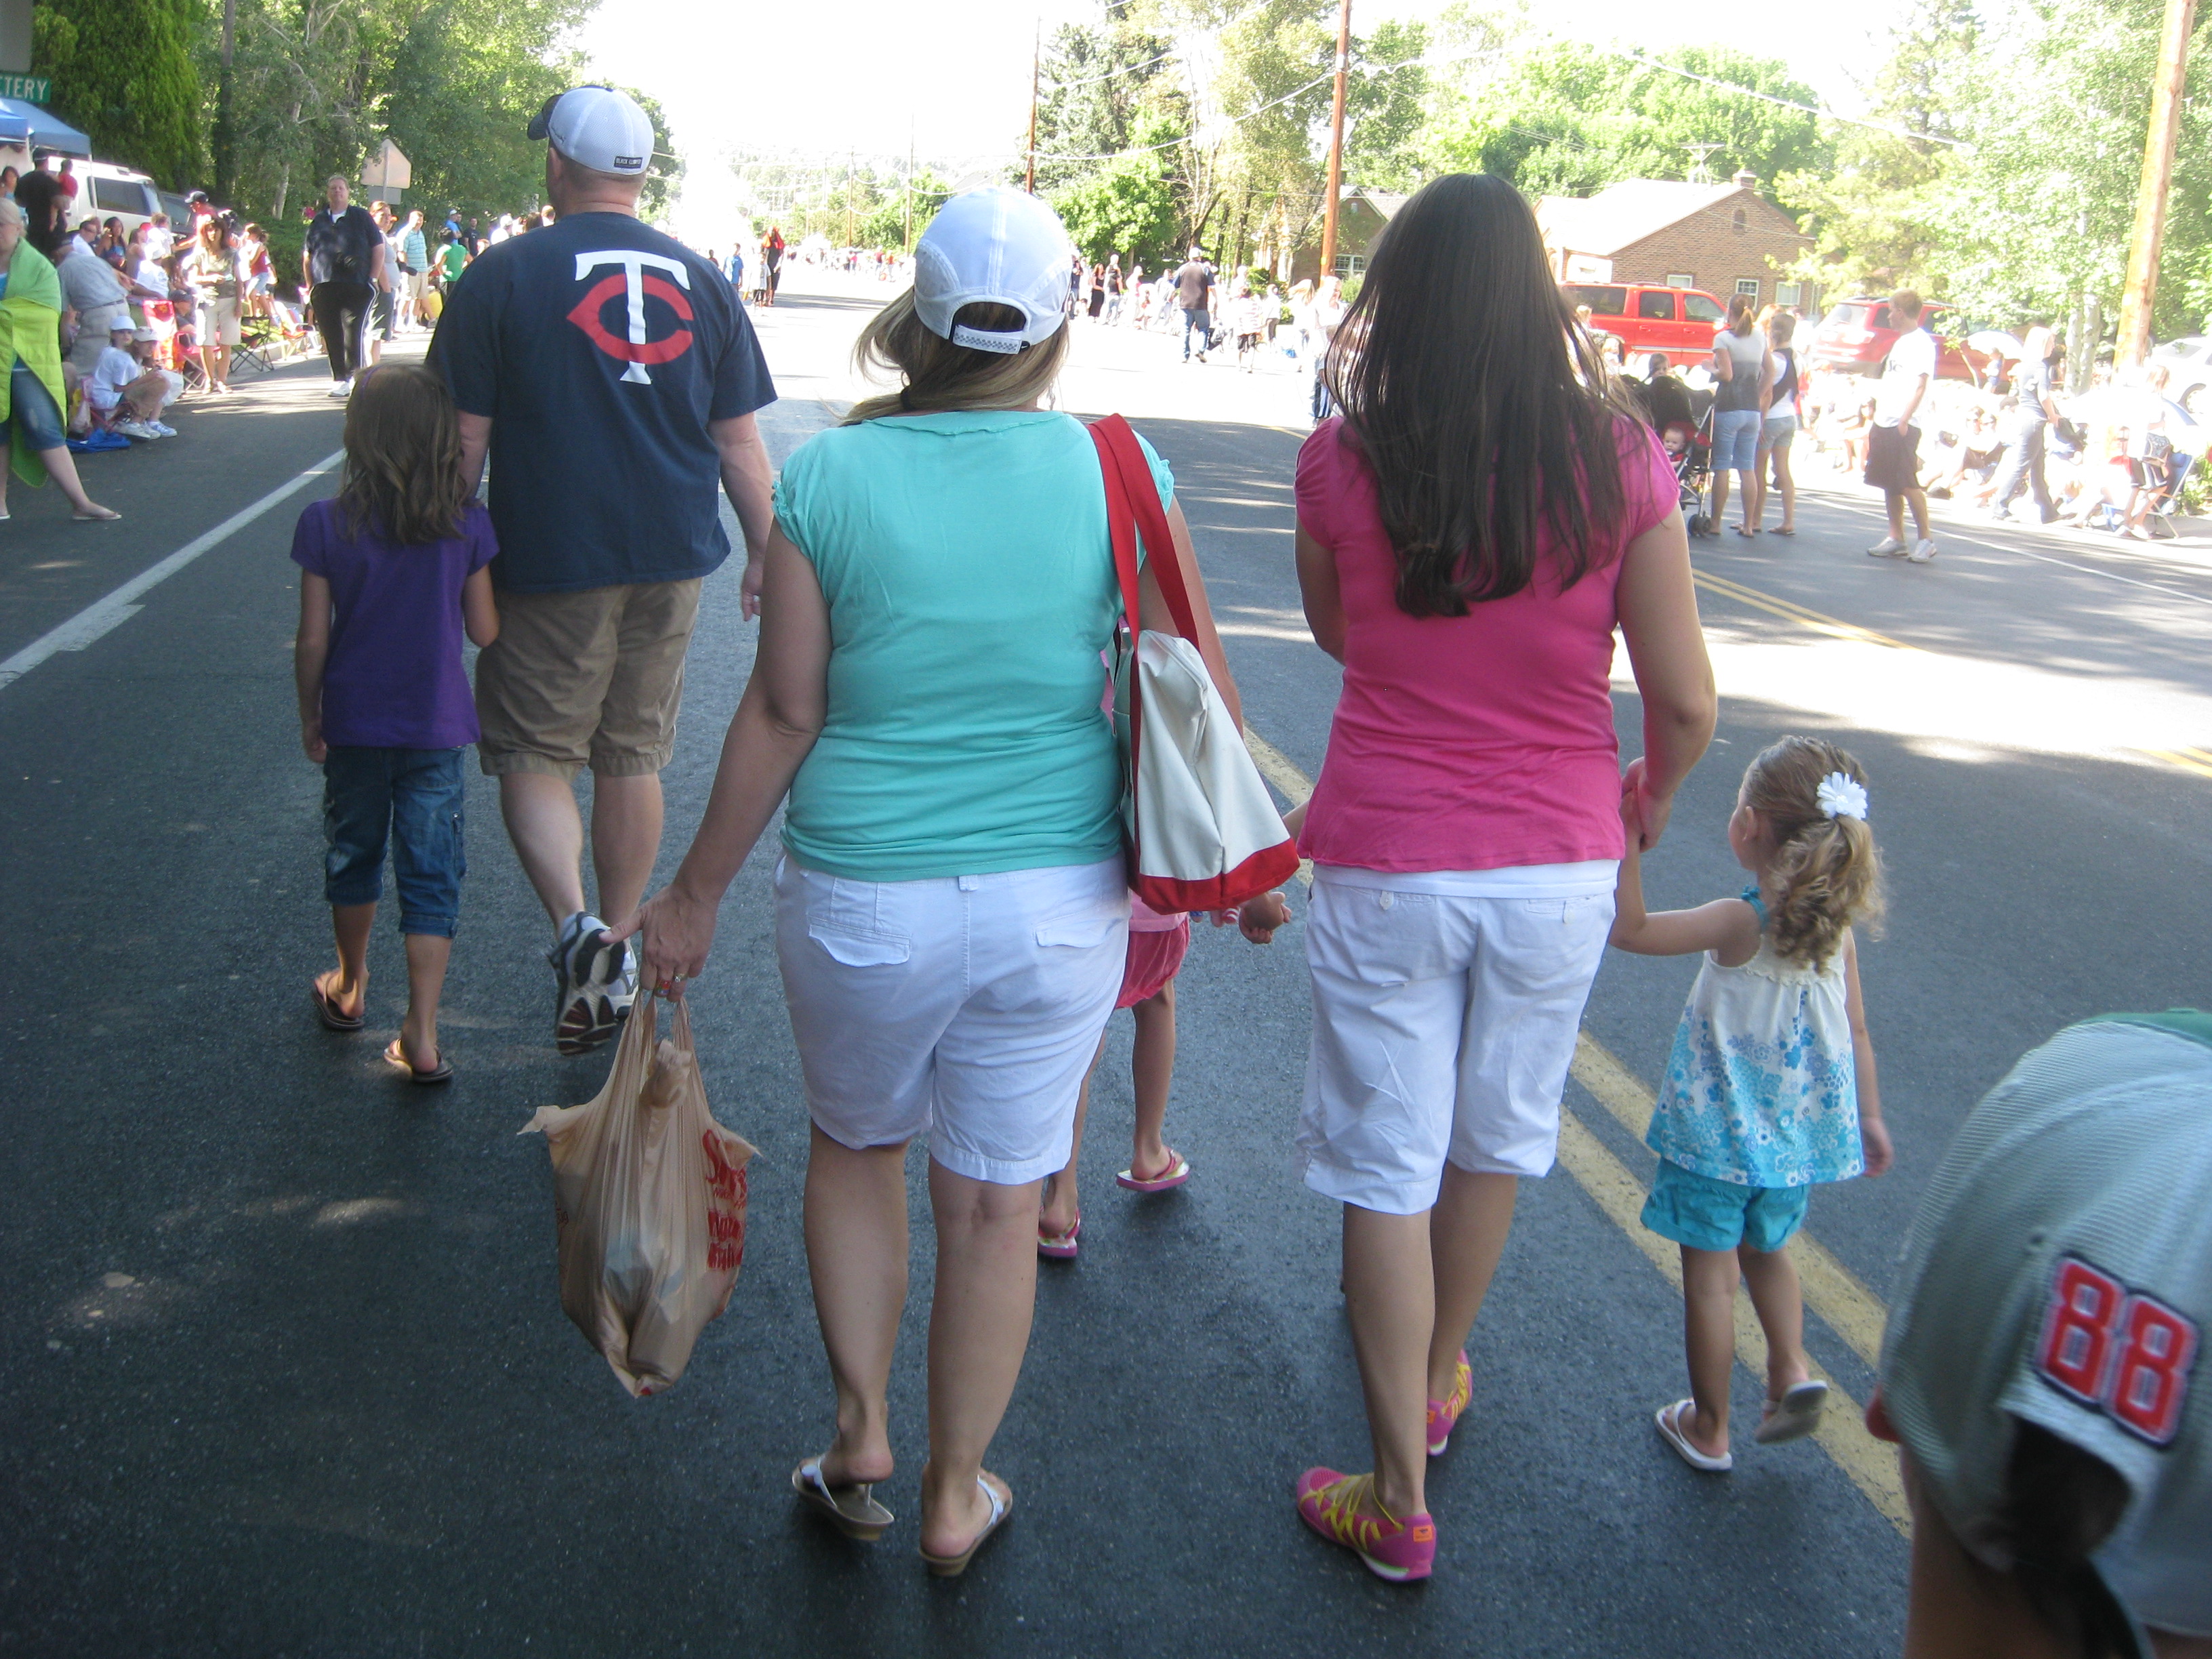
xmin=290 ymin=497 xmax=497 ymax=750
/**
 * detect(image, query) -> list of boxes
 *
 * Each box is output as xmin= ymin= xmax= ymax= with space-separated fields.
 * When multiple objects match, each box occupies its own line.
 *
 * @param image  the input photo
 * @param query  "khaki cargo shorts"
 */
xmin=474 ymin=578 xmax=703 ymax=779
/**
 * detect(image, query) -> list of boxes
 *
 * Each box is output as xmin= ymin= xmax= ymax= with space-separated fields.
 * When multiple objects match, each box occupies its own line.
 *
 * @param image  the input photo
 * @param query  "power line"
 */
xmin=1603 ymin=48 xmax=1971 ymax=150
xmin=1028 ymin=68 xmax=1338 ymax=162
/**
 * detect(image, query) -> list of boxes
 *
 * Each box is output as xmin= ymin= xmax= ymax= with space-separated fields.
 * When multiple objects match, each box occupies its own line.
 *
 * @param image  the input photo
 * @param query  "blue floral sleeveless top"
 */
xmin=1645 ymin=887 xmax=1864 ymax=1188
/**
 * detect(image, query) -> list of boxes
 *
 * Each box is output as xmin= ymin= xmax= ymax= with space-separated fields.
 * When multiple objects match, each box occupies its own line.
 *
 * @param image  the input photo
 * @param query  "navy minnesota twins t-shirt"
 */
xmin=436 ymin=212 xmax=776 ymax=594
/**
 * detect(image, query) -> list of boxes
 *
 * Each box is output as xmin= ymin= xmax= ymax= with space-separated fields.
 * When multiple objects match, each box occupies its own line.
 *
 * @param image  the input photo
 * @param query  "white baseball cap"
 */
xmin=527 ymin=86 xmax=654 ymax=178
xmin=912 ymin=188 xmax=1073 ymax=354
xmin=1880 ymin=1012 xmax=2212 ymax=1645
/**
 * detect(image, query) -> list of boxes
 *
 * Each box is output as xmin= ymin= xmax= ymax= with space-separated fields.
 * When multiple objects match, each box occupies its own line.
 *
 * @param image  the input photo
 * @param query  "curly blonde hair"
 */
xmin=1742 ymin=737 xmax=1885 ymax=970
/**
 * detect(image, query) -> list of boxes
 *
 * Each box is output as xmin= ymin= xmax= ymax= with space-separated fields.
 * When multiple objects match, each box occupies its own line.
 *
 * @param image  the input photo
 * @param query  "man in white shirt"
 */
xmin=1864 ymin=289 xmax=1939 ymax=563
xmin=144 ymin=213 xmax=174 ymax=260
xmin=54 ymin=224 xmax=132 ymax=375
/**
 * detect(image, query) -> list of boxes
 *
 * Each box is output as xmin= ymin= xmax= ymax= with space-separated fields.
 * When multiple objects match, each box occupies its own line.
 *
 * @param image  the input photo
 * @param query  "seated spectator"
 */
xmin=54 ymin=218 xmax=132 ymax=376
xmin=1872 ymin=1010 xmax=2211 ymax=1659
xmin=1925 ymin=406 xmax=2003 ymax=500
xmin=88 ymin=320 xmax=180 ymax=439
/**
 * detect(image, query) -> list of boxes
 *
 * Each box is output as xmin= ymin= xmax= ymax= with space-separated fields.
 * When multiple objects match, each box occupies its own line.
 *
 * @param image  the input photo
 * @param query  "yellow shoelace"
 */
xmin=1311 ymin=1473 xmax=1399 ymax=1550
xmin=1446 ymin=1357 xmax=1472 ymax=1418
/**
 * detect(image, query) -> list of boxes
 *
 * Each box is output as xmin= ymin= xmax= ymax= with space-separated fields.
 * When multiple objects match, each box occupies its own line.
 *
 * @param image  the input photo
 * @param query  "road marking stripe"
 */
xmin=0 ymin=449 xmax=346 ymax=693
xmin=1570 ymin=1031 xmax=1889 ymax=1370
xmin=2142 ymin=747 xmax=2212 ymax=781
xmin=1694 ymin=569 xmax=2212 ymax=789
xmin=1691 ymin=569 xmax=1919 ymax=651
xmin=1555 ymin=1109 xmax=1909 ymax=1532
xmin=1244 ymin=727 xmax=1905 ymax=1528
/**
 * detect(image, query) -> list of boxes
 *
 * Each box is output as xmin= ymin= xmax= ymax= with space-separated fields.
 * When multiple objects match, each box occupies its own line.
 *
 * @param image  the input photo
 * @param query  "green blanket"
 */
xmin=0 ymin=241 xmax=66 ymax=487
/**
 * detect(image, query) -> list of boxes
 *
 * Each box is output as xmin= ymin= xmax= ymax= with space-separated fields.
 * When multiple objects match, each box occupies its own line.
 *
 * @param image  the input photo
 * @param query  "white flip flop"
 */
xmin=1753 ymin=1379 xmax=1830 ymax=1446
xmin=1654 ymin=1399 xmax=1733 ymax=1472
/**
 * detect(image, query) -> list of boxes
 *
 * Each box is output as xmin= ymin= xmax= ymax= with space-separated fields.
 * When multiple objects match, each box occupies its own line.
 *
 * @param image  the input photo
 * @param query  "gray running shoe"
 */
xmin=548 ymin=912 xmax=632 ymax=1054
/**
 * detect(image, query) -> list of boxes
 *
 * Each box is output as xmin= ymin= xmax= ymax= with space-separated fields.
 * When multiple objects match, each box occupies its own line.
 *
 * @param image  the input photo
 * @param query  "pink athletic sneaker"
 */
xmin=1295 ymin=1468 xmax=1435 ymax=1582
xmin=1427 ymin=1350 xmax=1473 ymax=1456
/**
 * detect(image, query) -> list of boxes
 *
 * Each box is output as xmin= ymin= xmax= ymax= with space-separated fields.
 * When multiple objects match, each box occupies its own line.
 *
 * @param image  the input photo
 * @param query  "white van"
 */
xmin=63 ymin=160 xmax=167 ymax=234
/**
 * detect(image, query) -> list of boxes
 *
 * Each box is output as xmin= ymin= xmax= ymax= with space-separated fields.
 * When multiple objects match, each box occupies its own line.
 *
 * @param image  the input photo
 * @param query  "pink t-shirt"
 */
xmin=1294 ymin=415 xmax=1677 ymax=874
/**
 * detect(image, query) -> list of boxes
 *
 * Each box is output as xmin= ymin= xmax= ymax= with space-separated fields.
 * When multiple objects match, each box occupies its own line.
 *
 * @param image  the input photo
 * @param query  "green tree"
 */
xmin=1053 ymin=108 xmax=1184 ymax=264
xmin=1774 ymin=0 xmax=1972 ymax=296
xmin=33 ymin=0 xmax=203 ymax=186
xmin=1424 ymin=41 xmax=1830 ymax=200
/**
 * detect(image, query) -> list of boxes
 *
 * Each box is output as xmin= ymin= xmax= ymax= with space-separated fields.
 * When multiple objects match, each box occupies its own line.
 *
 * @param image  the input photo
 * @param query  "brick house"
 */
xmin=1288 ymin=187 xmax=1408 ymax=285
xmin=1536 ymin=173 xmax=1817 ymax=311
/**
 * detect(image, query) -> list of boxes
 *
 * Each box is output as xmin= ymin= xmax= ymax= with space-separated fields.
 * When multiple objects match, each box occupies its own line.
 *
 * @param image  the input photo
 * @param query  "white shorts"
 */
xmin=1298 ymin=872 xmax=1614 ymax=1213
xmin=775 ymin=855 xmax=1127 ymax=1185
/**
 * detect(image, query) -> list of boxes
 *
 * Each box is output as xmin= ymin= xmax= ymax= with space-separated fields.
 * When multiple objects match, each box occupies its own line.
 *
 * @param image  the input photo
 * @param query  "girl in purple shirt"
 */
xmin=294 ymin=365 xmax=500 ymax=1082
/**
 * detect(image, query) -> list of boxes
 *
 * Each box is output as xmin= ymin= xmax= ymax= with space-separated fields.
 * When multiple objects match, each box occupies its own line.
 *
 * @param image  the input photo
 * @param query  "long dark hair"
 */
xmin=336 ymin=366 xmax=472 ymax=546
xmin=1322 ymin=173 xmax=1635 ymax=615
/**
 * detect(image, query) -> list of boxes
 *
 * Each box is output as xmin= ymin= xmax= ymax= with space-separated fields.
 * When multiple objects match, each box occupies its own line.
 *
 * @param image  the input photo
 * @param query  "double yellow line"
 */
xmin=1242 ymin=728 xmax=1909 ymax=1531
xmin=1692 ymin=565 xmax=2212 ymax=789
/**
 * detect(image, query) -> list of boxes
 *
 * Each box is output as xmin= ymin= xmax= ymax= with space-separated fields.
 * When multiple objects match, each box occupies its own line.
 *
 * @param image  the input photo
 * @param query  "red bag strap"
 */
xmin=1088 ymin=414 xmax=1201 ymax=643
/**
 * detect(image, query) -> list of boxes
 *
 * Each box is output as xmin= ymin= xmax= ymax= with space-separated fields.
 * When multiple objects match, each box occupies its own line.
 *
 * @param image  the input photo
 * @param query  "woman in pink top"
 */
xmin=1287 ymin=175 xmax=1716 ymax=1582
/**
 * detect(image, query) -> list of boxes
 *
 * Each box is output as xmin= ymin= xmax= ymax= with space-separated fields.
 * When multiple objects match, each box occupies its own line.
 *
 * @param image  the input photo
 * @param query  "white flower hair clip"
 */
xmin=1816 ymin=772 xmax=1869 ymax=821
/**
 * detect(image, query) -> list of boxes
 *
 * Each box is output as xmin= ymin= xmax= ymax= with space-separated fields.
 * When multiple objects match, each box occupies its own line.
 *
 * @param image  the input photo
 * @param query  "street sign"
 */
xmin=0 ymin=74 xmax=51 ymax=102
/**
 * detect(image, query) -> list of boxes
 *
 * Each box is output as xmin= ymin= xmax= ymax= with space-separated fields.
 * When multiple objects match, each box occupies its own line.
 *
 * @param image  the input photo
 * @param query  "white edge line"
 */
xmin=0 ymin=449 xmax=346 ymax=691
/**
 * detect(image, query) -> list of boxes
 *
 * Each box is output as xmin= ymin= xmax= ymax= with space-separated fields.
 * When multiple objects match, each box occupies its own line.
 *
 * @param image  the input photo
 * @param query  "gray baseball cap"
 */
xmin=1880 ymin=1012 xmax=2212 ymax=1643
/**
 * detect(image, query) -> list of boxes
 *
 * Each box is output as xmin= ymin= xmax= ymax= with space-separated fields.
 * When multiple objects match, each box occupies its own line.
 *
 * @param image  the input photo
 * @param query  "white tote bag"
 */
xmin=1090 ymin=415 xmax=1302 ymax=914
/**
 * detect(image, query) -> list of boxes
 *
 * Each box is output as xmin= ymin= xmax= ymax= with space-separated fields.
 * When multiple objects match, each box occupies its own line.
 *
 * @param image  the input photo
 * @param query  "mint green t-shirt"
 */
xmin=773 ymin=408 xmax=1174 ymax=882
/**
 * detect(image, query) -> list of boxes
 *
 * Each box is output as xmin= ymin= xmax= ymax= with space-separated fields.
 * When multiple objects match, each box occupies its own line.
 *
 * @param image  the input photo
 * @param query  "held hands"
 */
xmin=602 ymin=880 xmax=721 ymax=999
xmin=1208 ymin=888 xmax=1292 ymax=943
xmin=1620 ymin=757 xmax=1673 ymax=851
xmin=1860 ymin=1115 xmax=1896 ymax=1178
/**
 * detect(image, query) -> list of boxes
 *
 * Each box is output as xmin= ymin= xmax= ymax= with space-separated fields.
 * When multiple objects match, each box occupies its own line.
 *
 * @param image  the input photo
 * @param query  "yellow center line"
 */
xmin=1691 ymin=570 xmax=2210 ymax=790
xmin=1690 ymin=569 xmax=1919 ymax=651
xmin=1244 ymin=727 xmax=1908 ymax=1532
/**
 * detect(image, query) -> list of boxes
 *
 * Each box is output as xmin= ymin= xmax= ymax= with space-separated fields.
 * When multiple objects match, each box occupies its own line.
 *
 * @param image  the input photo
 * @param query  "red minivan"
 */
xmin=1563 ymin=282 xmax=1730 ymax=367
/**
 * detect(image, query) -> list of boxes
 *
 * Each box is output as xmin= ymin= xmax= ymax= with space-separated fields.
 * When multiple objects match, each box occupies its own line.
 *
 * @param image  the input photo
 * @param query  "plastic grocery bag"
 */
xmin=520 ymin=995 xmax=756 ymax=1397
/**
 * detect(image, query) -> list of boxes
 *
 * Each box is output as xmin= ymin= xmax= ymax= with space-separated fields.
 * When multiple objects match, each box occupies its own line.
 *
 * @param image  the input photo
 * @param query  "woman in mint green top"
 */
xmin=617 ymin=189 xmax=1240 ymax=1572
xmin=773 ymin=405 xmax=1174 ymax=880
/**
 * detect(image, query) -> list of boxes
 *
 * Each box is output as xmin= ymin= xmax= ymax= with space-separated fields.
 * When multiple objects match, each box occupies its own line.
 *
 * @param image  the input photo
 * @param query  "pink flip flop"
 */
xmin=1116 ymin=1150 xmax=1190 ymax=1193
xmin=1038 ymin=1214 xmax=1081 ymax=1259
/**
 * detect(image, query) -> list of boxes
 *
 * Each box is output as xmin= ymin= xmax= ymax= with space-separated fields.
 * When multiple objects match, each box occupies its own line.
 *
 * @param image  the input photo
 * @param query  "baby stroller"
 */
xmin=1669 ymin=407 xmax=1716 ymax=536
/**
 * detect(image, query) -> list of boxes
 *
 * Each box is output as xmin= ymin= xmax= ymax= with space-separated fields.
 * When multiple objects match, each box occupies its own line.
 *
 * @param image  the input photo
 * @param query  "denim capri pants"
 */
xmin=323 ymin=746 xmax=467 ymax=937
xmin=1710 ymin=407 xmax=1761 ymax=474
xmin=1 ymin=359 xmax=67 ymax=453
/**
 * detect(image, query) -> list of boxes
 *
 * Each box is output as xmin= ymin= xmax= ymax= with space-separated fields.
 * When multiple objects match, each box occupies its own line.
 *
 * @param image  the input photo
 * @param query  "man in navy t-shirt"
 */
xmin=437 ymin=84 xmax=777 ymax=1056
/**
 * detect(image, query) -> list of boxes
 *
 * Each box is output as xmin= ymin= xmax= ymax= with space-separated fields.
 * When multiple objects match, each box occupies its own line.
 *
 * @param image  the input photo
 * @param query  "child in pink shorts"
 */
xmin=1038 ymin=890 xmax=1286 ymax=1256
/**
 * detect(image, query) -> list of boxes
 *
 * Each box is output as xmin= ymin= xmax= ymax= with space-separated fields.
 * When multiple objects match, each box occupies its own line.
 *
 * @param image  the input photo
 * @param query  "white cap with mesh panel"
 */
xmin=1879 ymin=1012 xmax=2212 ymax=1644
xmin=527 ymin=86 xmax=655 ymax=178
xmin=912 ymin=188 xmax=1073 ymax=354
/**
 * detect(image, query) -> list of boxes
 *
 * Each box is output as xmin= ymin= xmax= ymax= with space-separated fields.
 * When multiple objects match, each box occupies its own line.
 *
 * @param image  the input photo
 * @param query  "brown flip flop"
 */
xmin=383 ymin=1037 xmax=453 ymax=1085
xmin=312 ymin=976 xmax=364 ymax=1032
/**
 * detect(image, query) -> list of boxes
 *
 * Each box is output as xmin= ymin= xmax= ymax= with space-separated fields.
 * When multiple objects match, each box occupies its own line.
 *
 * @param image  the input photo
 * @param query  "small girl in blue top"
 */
xmin=295 ymin=365 xmax=499 ymax=1084
xmin=1609 ymin=735 xmax=1893 ymax=1471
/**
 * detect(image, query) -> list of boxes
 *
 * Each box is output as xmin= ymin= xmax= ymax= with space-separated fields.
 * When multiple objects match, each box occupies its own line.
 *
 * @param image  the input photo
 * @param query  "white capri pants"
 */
xmin=775 ymin=855 xmax=1127 ymax=1185
xmin=1298 ymin=869 xmax=1614 ymax=1214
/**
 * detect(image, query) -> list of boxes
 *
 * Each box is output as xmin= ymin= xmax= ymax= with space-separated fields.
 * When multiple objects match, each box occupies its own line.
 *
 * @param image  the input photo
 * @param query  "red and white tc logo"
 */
xmin=2034 ymin=1254 xmax=2198 ymax=1446
xmin=566 ymin=250 xmax=694 ymax=386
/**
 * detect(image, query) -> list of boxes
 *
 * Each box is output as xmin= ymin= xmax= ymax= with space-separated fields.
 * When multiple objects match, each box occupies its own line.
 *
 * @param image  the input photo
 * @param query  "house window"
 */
xmin=1776 ymin=281 xmax=1803 ymax=308
xmin=1736 ymin=279 xmax=1761 ymax=300
xmin=1732 ymin=208 xmax=1748 ymax=233
xmin=1333 ymin=253 xmax=1366 ymax=277
xmin=1665 ymin=272 xmax=1694 ymax=289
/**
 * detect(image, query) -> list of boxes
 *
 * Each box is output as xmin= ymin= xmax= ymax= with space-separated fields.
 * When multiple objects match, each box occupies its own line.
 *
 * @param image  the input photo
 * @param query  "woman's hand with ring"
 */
xmin=604 ymin=879 xmax=720 ymax=998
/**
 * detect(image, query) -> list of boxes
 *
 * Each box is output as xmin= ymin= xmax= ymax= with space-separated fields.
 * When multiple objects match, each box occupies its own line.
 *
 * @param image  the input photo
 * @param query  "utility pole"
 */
xmin=1317 ymin=0 xmax=1352 ymax=280
xmin=1026 ymin=18 xmax=1041 ymax=194
xmin=213 ymin=0 xmax=235 ymax=203
xmin=2116 ymin=0 xmax=2196 ymax=367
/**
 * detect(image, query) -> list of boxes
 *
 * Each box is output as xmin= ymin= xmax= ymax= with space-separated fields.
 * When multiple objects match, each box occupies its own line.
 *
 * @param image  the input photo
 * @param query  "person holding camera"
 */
xmin=304 ymin=178 xmax=384 ymax=397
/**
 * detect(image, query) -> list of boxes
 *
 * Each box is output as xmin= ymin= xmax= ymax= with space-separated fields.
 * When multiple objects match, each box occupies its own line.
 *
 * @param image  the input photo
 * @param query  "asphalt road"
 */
xmin=3 ymin=274 xmax=2207 ymax=1658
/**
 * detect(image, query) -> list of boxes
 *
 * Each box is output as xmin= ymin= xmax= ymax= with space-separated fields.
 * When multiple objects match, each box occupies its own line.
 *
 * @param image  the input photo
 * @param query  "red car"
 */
xmin=1562 ymin=282 xmax=1729 ymax=368
xmin=1806 ymin=297 xmax=1988 ymax=384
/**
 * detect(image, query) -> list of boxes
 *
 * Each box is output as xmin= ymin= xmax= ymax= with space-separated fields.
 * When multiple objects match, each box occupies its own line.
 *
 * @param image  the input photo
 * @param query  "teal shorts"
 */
xmin=1641 ymin=1158 xmax=1809 ymax=1253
